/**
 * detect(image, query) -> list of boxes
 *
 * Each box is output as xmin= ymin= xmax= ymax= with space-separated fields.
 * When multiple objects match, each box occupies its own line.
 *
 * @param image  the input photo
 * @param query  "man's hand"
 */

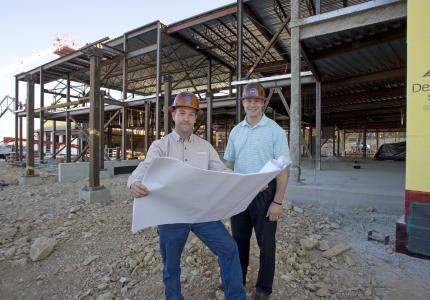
xmin=130 ymin=182 xmax=150 ymax=198
xmin=266 ymin=202 xmax=283 ymax=222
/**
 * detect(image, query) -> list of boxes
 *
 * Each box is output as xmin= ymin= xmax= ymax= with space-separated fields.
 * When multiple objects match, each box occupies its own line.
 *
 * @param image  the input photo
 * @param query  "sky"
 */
xmin=0 ymin=0 xmax=234 ymax=141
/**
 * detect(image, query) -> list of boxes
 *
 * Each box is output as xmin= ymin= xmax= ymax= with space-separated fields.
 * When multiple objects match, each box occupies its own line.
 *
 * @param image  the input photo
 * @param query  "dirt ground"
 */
xmin=1 ymin=162 xmax=429 ymax=300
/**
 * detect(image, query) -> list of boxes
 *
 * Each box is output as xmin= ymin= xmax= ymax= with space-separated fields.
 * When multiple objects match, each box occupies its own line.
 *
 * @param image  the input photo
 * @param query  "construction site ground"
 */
xmin=1 ymin=161 xmax=429 ymax=300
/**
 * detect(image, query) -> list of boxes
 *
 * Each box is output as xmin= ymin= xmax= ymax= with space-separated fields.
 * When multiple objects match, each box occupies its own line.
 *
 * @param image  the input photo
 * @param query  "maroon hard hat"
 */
xmin=242 ymin=82 xmax=265 ymax=101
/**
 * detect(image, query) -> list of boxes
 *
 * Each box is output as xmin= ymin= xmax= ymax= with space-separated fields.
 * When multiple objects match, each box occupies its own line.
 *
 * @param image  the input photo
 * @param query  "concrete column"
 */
xmin=155 ymin=22 xmax=162 ymax=139
xmin=206 ymin=91 xmax=213 ymax=144
xmin=25 ymin=76 xmax=35 ymax=176
xmin=315 ymin=81 xmax=321 ymax=170
xmin=163 ymin=75 xmax=172 ymax=135
xmin=290 ymin=0 xmax=302 ymax=181
xmin=14 ymin=77 xmax=19 ymax=161
xmin=39 ymin=67 xmax=45 ymax=162
xmin=236 ymin=0 xmax=243 ymax=123
xmin=88 ymin=48 xmax=102 ymax=188
xmin=65 ymin=74 xmax=71 ymax=162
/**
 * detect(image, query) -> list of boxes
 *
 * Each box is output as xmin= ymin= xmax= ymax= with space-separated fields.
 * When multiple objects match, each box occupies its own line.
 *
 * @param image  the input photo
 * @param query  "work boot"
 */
xmin=253 ymin=291 xmax=270 ymax=300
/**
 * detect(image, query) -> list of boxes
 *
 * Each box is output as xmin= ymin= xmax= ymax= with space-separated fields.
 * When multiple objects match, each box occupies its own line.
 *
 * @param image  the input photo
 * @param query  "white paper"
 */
xmin=132 ymin=156 xmax=288 ymax=232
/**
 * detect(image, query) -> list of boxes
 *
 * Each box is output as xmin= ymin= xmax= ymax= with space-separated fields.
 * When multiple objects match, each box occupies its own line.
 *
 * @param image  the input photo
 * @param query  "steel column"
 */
xmin=155 ymin=22 xmax=162 ymax=139
xmin=65 ymin=74 xmax=71 ymax=162
xmin=88 ymin=48 xmax=102 ymax=188
xmin=236 ymin=0 xmax=243 ymax=123
xmin=206 ymin=91 xmax=213 ymax=144
xmin=163 ymin=75 xmax=172 ymax=135
xmin=39 ymin=67 xmax=45 ymax=162
xmin=121 ymin=34 xmax=128 ymax=160
xmin=14 ymin=77 xmax=19 ymax=161
xmin=52 ymin=121 xmax=56 ymax=158
xmin=363 ymin=123 xmax=367 ymax=159
xmin=315 ymin=81 xmax=321 ymax=170
xmin=144 ymin=102 xmax=150 ymax=153
xmin=25 ymin=76 xmax=35 ymax=176
xmin=99 ymin=93 xmax=105 ymax=169
xmin=290 ymin=0 xmax=302 ymax=181
xmin=207 ymin=59 xmax=212 ymax=92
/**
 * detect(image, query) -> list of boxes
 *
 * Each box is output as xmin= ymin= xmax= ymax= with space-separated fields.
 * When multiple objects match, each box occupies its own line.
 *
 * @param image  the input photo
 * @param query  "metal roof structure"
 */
xmin=13 ymin=0 xmax=407 ymax=183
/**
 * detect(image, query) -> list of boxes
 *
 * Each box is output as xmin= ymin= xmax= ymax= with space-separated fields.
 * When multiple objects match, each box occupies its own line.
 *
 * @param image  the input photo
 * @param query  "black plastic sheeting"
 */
xmin=407 ymin=202 xmax=430 ymax=256
xmin=374 ymin=141 xmax=406 ymax=161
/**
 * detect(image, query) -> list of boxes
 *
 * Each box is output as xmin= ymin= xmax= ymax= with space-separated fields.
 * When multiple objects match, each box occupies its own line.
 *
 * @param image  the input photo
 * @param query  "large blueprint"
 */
xmin=132 ymin=157 xmax=288 ymax=232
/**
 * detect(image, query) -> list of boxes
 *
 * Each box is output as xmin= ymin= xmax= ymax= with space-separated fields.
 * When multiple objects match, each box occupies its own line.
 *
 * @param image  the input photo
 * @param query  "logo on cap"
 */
xmin=249 ymin=87 xmax=257 ymax=95
xmin=184 ymin=94 xmax=192 ymax=102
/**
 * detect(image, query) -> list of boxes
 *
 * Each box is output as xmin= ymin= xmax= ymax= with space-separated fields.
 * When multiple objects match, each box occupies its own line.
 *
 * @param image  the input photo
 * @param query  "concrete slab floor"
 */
xmin=286 ymin=157 xmax=405 ymax=215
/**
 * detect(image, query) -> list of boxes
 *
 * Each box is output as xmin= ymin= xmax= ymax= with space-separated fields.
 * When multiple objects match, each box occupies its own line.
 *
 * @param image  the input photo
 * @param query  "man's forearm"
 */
xmin=274 ymin=168 xmax=289 ymax=201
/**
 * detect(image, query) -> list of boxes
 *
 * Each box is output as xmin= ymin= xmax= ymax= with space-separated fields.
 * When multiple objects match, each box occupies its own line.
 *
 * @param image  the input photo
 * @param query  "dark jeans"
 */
xmin=231 ymin=179 xmax=277 ymax=295
xmin=158 ymin=221 xmax=246 ymax=300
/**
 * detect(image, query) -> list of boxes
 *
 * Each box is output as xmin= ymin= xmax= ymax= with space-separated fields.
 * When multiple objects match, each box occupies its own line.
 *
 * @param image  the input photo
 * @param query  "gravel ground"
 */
xmin=0 ymin=162 xmax=429 ymax=300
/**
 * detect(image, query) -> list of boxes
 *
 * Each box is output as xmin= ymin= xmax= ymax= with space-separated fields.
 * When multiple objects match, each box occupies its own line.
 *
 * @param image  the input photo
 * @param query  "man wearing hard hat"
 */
xmin=128 ymin=91 xmax=246 ymax=300
xmin=224 ymin=82 xmax=291 ymax=300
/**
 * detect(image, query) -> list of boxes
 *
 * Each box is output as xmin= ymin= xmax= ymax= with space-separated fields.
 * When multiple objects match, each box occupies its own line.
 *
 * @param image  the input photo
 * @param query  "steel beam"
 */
xmin=295 ymin=0 xmax=406 ymax=40
xmin=166 ymin=5 xmax=236 ymax=34
xmin=245 ymin=16 xmax=290 ymax=79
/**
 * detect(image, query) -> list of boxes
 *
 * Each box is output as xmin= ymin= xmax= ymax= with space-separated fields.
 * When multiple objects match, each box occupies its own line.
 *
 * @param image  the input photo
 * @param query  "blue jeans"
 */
xmin=158 ymin=221 xmax=246 ymax=300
